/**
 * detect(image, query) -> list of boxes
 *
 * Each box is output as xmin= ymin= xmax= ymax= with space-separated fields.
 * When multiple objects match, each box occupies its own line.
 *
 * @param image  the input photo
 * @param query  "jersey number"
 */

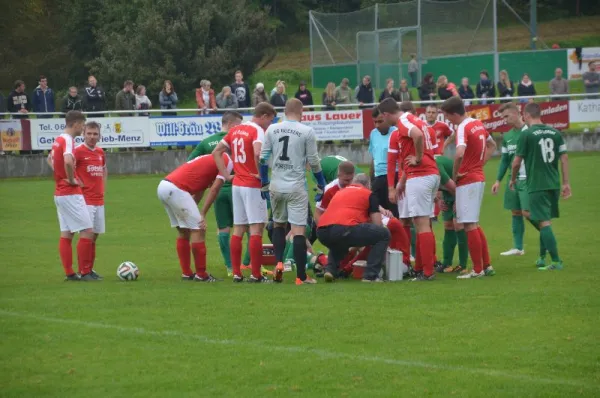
xmin=232 ymin=138 xmax=246 ymax=164
xmin=539 ymin=138 xmax=555 ymax=163
xmin=479 ymin=135 xmax=486 ymax=160
xmin=424 ymin=131 xmax=434 ymax=150
xmin=278 ymin=136 xmax=290 ymax=161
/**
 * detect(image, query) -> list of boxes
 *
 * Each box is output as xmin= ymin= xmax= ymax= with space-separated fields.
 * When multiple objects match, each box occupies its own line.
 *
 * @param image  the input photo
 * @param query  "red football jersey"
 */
xmin=388 ymin=113 xmax=438 ymax=181
xmin=318 ymin=184 xmax=372 ymax=227
xmin=430 ymin=120 xmax=453 ymax=155
xmin=74 ymin=144 xmax=106 ymax=205
xmin=455 ymin=117 xmax=493 ymax=186
xmin=51 ymin=133 xmax=82 ymax=196
xmin=166 ymin=153 xmax=233 ymax=194
xmin=221 ymin=121 xmax=264 ymax=188
xmin=316 ymin=179 xmax=343 ymax=211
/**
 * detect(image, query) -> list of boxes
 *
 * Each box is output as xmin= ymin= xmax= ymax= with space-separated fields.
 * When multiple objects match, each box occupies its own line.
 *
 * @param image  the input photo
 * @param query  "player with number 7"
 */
xmin=510 ymin=102 xmax=571 ymax=271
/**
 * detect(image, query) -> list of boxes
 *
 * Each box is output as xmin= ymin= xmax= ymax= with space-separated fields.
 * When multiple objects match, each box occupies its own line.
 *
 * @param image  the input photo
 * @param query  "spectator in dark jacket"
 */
xmin=7 ymin=80 xmax=31 ymax=119
xmin=379 ymin=78 xmax=400 ymax=102
xmin=418 ymin=73 xmax=436 ymax=102
xmin=497 ymin=69 xmax=515 ymax=103
xmin=294 ymin=81 xmax=314 ymax=109
xmin=83 ymin=75 xmax=107 ymax=116
xmin=517 ymin=73 xmax=537 ymax=103
xmin=476 ymin=70 xmax=495 ymax=104
xmin=458 ymin=77 xmax=475 ymax=104
xmin=115 ymin=80 xmax=136 ymax=115
xmin=270 ymin=82 xmax=288 ymax=108
xmin=159 ymin=80 xmax=178 ymax=115
xmin=436 ymin=75 xmax=458 ymax=100
xmin=32 ymin=75 xmax=55 ymax=118
xmin=322 ymin=82 xmax=336 ymax=110
xmin=230 ymin=70 xmax=250 ymax=108
xmin=355 ymin=75 xmax=375 ymax=109
xmin=216 ymin=86 xmax=239 ymax=109
xmin=62 ymin=86 xmax=83 ymax=115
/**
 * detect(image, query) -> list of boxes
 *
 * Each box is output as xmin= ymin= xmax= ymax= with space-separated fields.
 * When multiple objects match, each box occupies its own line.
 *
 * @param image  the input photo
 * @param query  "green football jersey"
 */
xmin=501 ymin=125 xmax=527 ymax=180
xmin=320 ymin=155 xmax=363 ymax=184
xmin=188 ymin=132 xmax=232 ymax=188
xmin=435 ymin=156 xmax=453 ymax=190
xmin=516 ymin=124 xmax=567 ymax=193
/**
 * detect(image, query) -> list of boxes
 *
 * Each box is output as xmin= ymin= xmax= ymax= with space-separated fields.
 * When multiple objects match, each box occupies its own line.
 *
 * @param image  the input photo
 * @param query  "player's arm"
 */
xmin=368 ymin=193 xmax=382 ymax=226
xmin=452 ymin=126 xmax=466 ymax=182
xmin=64 ymin=152 xmax=78 ymax=185
xmin=558 ymin=139 xmax=571 ymax=198
xmin=443 ymin=132 xmax=455 ymax=153
xmin=387 ymin=130 xmax=399 ymax=202
xmin=438 ymin=165 xmax=456 ymax=196
xmin=200 ymin=178 xmax=224 ymax=217
xmin=306 ymin=130 xmax=326 ymax=199
xmin=408 ymin=126 xmax=424 ymax=165
xmin=259 ymin=130 xmax=272 ymax=193
xmin=493 ymin=138 xmax=509 ymax=194
xmin=484 ymin=134 xmax=496 ymax=164
xmin=509 ymin=155 xmax=523 ymax=191
xmin=212 ymin=141 xmax=232 ymax=181
xmin=47 ymin=151 xmax=54 ymax=170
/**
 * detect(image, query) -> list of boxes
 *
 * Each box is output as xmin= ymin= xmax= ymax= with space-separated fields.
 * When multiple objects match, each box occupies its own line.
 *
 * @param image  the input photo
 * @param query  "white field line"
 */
xmin=0 ymin=310 xmax=596 ymax=389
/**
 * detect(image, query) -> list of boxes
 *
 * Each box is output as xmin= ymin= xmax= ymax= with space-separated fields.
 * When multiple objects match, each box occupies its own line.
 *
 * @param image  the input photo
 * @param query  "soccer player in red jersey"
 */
xmin=382 ymin=99 xmax=440 ymax=281
xmin=441 ymin=97 xmax=497 ymax=279
xmin=314 ymin=161 xmax=355 ymax=222
xmin=157 ymin=153 xmax=233 ymax=282
xmin=74 ymin=122 xmax=106 ymax=278
xmin=213 ymin=103 xmax=277 ymax=283
xmin=48 ymin=111 xmax=96 ymax=281
xmin=425 ymin=104 xmax=453 ymax=156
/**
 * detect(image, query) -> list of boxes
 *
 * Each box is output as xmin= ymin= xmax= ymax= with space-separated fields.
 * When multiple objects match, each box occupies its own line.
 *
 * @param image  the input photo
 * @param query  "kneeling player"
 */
xmin=157 ymin=154 xmax=233 ymax=281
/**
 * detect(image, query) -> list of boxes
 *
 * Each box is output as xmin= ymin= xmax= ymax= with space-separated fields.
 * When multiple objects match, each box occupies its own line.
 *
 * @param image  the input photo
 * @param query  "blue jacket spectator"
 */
xmin=32 ymin=75 xmax=55 ymax=117
xmin=476 ymin=70 xmax=496 ymax=104
xmin=458 ymin=77 xmax=475 ymax=101
xmin=159 ymin=80 xmax=178 ymax=110
xmin=83 ymin=75 xmax=107 ymax=114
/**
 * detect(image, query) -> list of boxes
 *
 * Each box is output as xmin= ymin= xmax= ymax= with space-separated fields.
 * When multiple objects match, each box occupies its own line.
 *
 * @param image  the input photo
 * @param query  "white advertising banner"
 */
xmin=31 ymin=117 xmax=147 ymax=150
xmin=295 ymin=110 xmax=363 ymax=141
xmin=147 ymin=115 xmax=228 ymax=147
xmin=569 ymin=99 xmax=600 ymax=128
xmin=567 ymin=47 xmax=600 ymax=80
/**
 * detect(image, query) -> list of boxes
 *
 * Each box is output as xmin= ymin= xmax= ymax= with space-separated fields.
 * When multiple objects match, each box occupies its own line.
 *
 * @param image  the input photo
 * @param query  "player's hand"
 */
xmin=405 ymin=155 xmax=420 ymax=166
xmin=225 ymin=174 xmax=234 ymax=182
xmin=509 ymin=179 xmax=516 ymax=191
xmin=561 ymin=184 xmax=572 ymax=199
xmin=198 ymin=218 xmax=207 ymax=230
xmin=314 ymin=184 xmax=324 ymax=202
xmin=491 ymin=181 xmax=500 ymax=195
xmin=440 ymin=201 xmax=449 ymax=212
xmin=380 ymin=207 xmax=393 ymax=218
xmin=388 ymin=190 xmax=397 ymax=204
xmin=455 ymin=172 xmax=466 ymax=181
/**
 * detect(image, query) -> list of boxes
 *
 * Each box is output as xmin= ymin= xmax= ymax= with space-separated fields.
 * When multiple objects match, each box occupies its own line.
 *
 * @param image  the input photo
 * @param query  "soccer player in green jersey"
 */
xmin=511 ymin=103 xmax=572 ymax=270
xmin=318 ymin=155 xmax=363 ymax=184
xmin=188 ymin=111 xmax=249 ymax=276
xmin=492 ymin=103 xmax=538 ymax=256
xmin=436 ymin=155 xmax=469 ymax=273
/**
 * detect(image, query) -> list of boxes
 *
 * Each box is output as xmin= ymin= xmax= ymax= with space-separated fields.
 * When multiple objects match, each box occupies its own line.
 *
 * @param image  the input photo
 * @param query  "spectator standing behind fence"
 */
xmin=398 ymin=79 xmax=412 ymax=102
xmin=459 ymin=77 xmax=475 ymax=105
xmin=497 ymin=70 xmax=514 ymax=103
xmin=135 ymin=85 xmax=152 ymax=116
xmin=230 ymin=70 xmax=250 ymax=108
xmin=62 ymin=87 xmax=83 ymax=115
xmin=583 ymin=61 xmax=600 ymax=98
xmin=115 ymin=80 xmax=136 ymax=115
xmin=294 ymin=81 xmax=314 ymax=109
xmin=216 ymin=86 xmax=238 ymax=109
xmin=408 ymin=54 xmax=418 ymax=88
xmin=32 ymin=75 xmax=55 ymax=118
xmin=252 ymin=83 xmax=268 ymax=107
xmin=322 ymin=82 xmax=336 ymax=110
xmin=7 ymin=80 xmax=30 ymax=119
xmin=159 ymin=80 xmax=178 ymax=115
xmin=270 ymin=82 xmax=287 ymax=108
xmin=476 ymin=70 xmax=495 ymax=104
xmin=335 ymin=78 xmax=353 ymax=105
xmin=270 ymin=80 xmax=284 ymax=97
xmin=196 ymin=80 xmax=217 ymax=114
xmin=517 ymin=73 xmax=536 ymax=103
xmin=379 ymin=78 xmax=400 ymax=102
xmin=550 ymin=68 xmax=569 ymax=99
xmin=83 ymin=76 xmax=106 ymax=116
xmin=355 ymin=75 xmax=375 ymax=109
xmin=437 ymin=75 xmax=458 ymax=100
xmin=418 ymin=73 xmax=436 ymax=102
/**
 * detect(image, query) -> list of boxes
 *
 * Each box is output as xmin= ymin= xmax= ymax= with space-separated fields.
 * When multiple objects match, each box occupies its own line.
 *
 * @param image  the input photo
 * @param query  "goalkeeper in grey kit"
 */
xmin=259 ymin=98 xmax=327 ymax=285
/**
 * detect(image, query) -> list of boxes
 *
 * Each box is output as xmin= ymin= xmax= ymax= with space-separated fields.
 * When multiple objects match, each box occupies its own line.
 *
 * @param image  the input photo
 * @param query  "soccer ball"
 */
xmin=117 ymin=261 xmax=139 ymax=281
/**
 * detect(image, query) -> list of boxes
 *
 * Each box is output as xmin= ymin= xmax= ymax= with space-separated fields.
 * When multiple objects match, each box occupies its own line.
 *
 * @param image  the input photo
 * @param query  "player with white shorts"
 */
xmin=260 ymin=98 xmax=326 ymax=285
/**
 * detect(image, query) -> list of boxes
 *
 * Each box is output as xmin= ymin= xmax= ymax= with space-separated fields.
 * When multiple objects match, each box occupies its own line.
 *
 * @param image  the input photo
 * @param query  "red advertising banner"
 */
xmin=362 ymin=101 xmax=570 ymax=139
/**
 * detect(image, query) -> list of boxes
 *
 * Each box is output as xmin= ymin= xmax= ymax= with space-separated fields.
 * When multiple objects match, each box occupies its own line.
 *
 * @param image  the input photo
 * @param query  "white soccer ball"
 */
xmin=117 ymin=261 xmax=139 ymax=281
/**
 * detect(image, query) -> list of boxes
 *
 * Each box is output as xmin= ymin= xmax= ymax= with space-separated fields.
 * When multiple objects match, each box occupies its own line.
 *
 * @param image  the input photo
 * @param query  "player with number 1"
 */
xmin=213 ymin=103 xmax=278 ymax=283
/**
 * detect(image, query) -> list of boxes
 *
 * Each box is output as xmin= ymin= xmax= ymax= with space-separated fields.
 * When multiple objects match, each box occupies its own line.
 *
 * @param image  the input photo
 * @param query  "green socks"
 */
xmin=512 ymin=215 xmax=525 ymax=250
xmin=540 ymin=225 xmax=560 ymax=262
xmin=283 ymin=237 xmax=294 ymax=263
xmin=528 ymin=219 xmax=547 ymax=257
xmin=442 ymin=229 xmax=457 ymax=266
xmin=217 ymin=232 xmax=232 ymax=269
xmin=456 ymin=229 xmax=469 ymax=268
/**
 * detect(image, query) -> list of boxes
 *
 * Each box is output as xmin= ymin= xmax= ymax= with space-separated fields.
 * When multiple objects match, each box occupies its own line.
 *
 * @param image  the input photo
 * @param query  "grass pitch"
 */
xmin=1 ymin=154 xmax=599 ymax=397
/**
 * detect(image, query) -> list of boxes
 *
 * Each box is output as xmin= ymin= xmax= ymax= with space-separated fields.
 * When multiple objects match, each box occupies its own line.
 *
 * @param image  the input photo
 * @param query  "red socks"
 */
xmin=59 ymin=237 xmax=74 ymax=276
xmin=191 ymin=242 xmax=208 ymax=278
xmin=478 ymin=227 xmax=491 ymax=268
xmin=231 ymin=235 xmax=243 ymax=277
xmin=91 ymin=242 xmax=96 ymax=265
xmin=467 ymin=229 xmax=483 ymax=273
xmin=77 ymin=237 xmax=93 ymax=275
xmin=249 ymin=235 xmax=263 ymax=279
xmin=418 ymin=232 xmax=435 ymax=277
xmin=176 ymin=238 xmax=192 ymax=276
xmin=387 ymin=218 xmax=410 ymax=259
xmin=414 ymin=234 xmax=422 ymax=272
